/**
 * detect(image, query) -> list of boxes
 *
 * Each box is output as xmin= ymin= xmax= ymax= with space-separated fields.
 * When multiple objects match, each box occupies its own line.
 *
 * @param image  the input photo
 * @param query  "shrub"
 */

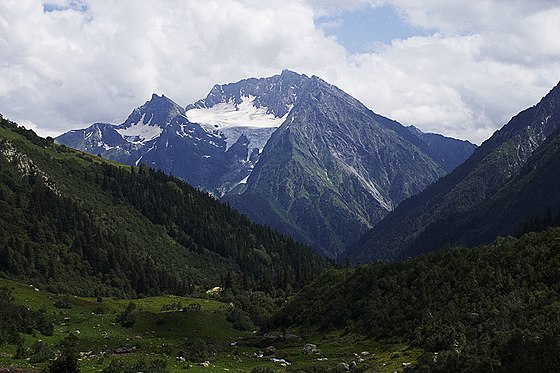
xmin=116 ymin=302 xmax=136 ymax=328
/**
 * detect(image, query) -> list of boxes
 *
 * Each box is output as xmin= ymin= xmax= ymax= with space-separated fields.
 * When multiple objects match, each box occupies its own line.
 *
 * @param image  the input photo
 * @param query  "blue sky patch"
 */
xmin=43 ymin=1 xmax=88 ymax=13
xmin=317 ymin=5 xmax=433 ymax=53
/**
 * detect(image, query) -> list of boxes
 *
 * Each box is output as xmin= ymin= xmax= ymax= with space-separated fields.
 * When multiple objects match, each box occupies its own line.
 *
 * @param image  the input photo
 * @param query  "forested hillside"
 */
xmin=273 ymin=227 xmax=560 ymax=372
xmin=0 ymin=114 xmax=331 ymax=299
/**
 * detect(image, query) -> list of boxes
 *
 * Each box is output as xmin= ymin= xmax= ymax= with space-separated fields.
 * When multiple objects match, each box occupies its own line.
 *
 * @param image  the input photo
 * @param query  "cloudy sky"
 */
xmin=1 ymin=0 xmax=559 ymax=144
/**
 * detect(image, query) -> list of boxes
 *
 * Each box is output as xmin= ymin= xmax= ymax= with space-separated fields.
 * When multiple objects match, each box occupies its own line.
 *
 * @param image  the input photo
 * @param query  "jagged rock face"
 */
xmin=57 ymin=70 xmax=476 ymax=257
xmin=345 ymin=82 xmax=560 ymax=263
xmin=187 ymin=69 xmax=306 ymax=118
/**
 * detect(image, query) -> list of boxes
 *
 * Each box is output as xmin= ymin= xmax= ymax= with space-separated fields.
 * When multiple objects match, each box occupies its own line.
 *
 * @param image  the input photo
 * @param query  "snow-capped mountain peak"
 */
xmin=116 ymin=93 xmax=185 ymax=144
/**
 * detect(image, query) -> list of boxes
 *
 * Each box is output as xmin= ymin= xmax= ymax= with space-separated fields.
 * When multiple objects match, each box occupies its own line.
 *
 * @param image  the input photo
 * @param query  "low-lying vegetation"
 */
xmin=0 ymin=278 xmax=422 ymax=372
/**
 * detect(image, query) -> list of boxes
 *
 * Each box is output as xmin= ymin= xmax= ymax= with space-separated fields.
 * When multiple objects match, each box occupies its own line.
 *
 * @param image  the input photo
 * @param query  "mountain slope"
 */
xmin=0 ymin=114 xmax=330 ymax=297
xmin=225 ymin=76 xmax=456 ymax=256
xmin=345 ymin=82 xmax=560 ymax=262
xmin=440 ymin=124 xmax=560 ymax=245
xmin=272 ymin=227 xmax=560 ymax=372
xmin=57 ymin=71 xmax=476 ymax=257
xmin=407 ymin=125 xmax=477 ymax=172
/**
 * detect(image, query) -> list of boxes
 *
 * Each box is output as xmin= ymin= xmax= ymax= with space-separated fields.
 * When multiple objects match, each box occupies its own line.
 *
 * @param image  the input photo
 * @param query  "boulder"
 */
xmin=264 ymin=346 xmax=277 ymax=356
xmin=260 ymin=333 xmax=277 ymax=346
xmin=284 ymin=333 xmax=301 ymax=341
xmin=302 ymin=343 xmax=319 ymax=354
xmin=335 ymin=362 xmax=350 ymax=371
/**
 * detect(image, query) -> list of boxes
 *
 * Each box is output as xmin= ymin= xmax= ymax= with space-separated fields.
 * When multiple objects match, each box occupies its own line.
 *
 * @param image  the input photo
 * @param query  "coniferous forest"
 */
xmin=0 ymin=114 xmax=331 ymax=328
xmin=272 ymin=227 xmax=560 ymax=371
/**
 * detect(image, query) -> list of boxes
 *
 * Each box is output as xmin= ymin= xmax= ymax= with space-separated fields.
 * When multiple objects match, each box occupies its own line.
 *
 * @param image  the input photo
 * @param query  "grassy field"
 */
xmin=0 ymin=278 xmax=422 ymax=372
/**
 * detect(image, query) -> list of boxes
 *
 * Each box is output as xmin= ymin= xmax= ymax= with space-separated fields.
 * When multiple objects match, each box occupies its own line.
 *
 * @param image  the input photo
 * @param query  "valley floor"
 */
xmin=0 ymin=278 xmax=422 ymax=372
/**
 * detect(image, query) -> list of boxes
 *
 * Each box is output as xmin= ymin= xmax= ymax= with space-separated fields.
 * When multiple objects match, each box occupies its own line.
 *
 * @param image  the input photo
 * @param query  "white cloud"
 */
xmin=0 ymin=0 xmax=558 ymax=144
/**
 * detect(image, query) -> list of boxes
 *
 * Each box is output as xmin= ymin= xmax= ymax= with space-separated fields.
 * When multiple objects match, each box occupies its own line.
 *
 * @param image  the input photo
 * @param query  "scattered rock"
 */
xmin=200 ymin=361 xmax=211 ymax=368
xmin=264 ymin=346 xmax=276 ymax=356
xmin=284 ymin=333 xmax=301 ymax=341
xmin=260 ymin=333 xmax=277 ymax=345
xmin=113 ymin=347 xmax=133 ymax=354
xmin=335 ymin=362 xmax=350 ymax=371
xmin=271 ymin=358 xmax=291 ymax=366
xmin=360 ymin=351 xmax=370 ymax=356
xmin=79 ymin=351 xmax=94 ymax=358
xmin=302 ymin=343 xmax=319 ymax=354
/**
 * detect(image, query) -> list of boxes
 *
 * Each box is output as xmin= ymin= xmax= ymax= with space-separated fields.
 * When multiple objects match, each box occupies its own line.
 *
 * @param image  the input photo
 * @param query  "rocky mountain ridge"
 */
xmin=344 ymin=81 xmax=560 ymax=262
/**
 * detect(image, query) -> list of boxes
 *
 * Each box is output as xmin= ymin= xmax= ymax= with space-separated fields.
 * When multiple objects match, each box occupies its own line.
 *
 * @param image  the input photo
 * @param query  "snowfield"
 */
xmin=117 ymin=114 xmax=163 ymax=143
xmin=185 ymin=95 xmax=287 ymax=130
xmin=186 ymin=95 xmax=290 ymax=151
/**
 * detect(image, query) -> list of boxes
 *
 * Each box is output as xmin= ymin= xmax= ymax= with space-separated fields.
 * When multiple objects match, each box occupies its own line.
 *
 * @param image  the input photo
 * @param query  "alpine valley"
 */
xmin=2 ymin=78 xmax=560 ymax=373
xmin=57 ymin=70 xmax=476 ymax=257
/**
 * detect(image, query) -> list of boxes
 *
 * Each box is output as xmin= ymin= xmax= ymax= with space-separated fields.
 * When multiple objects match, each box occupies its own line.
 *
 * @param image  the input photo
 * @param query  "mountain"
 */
xmin=345 ymin=82 xmax=560 ymax=262
xmin=271 ymin=227 xmax=560 ymax=372
xmin=57 ymin=70 xmax=476 ymax=257
xmin=407 ymin=125 xmax=479 ymax=172
xmin=224 ymin=76 xmax=475 ymax=257
xmin=56 ymin=71 xmax=308 ymax=196
xmin=0 ymin=114 xmax=331 ymax=298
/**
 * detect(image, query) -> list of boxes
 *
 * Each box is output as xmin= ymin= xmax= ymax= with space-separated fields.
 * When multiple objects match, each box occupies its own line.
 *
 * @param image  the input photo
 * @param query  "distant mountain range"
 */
xmin=57 ymin=70 xmax=476 ymax=257
xmin=344 ymin=81 xmax=560 ymax=262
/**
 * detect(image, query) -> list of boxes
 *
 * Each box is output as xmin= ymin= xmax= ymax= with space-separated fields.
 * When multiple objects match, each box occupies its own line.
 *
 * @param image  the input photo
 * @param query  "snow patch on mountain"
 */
xmin=220 ymin=127 xmax=278 ymax=152
xmin=116 ymin=114 xmax=163 ymax=143
xmin=186 ymin=96 xmax=290 ymax=151
xmin=186 ymin=95 xmax=288 ymax=130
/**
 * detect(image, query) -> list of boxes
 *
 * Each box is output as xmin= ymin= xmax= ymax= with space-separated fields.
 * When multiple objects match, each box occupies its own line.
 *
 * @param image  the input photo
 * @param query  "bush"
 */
xmin=176 ymin=339 xmax=218 ymax=363
xmin=29 ymin=340 xmax=53 ymax=363
xmin=104 ymin=358 xmax=169 ymax=373
xmin=54 ymin=295 xmax=73 ymax=309
xmin=46 ymin=333 xmax=79 ymax=373
xmin=251 ymin=367 xmax=276 ymax=373
xmin=185 ymin=303 xmax=201 ymax=311
xmin=161 ymin=302 xmax=183 ymax=311
xmin=227 ymin=308 xmax=256 ymax=331
xmin=116 ymin=302 xmax=136 ymax=328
